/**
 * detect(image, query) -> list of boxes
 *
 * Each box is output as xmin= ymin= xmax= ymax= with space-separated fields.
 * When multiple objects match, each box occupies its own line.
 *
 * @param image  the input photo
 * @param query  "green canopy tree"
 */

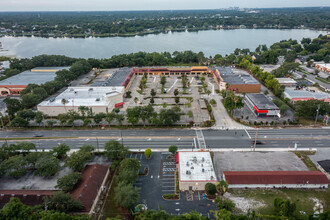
xmin=65 ymin=150 xmax=92 ymax=172
xmin=43 ymin=191 xmax=82 ymax=212
xmin=34 ymin=154 xmax=60 ymax=177
xmin=56 ymin=172 xmax=81 ymax=192
xmin=104 ymin=140 xmax=129 ymax=161
xmin=114 ymin=181 xmax=140 ymax=210
xmin=51 ymin=143 xmax=70 ymax=159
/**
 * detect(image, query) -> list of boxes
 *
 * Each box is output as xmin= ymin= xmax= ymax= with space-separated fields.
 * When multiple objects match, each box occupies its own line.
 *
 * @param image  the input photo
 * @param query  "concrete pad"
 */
xmin=213 ymin=151 xmax=309 ymax=180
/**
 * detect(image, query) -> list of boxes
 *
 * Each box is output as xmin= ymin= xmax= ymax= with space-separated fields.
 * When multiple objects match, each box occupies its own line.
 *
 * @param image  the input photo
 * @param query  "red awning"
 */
xmin=115 ymin=102 xmax=124 ymax=108
xmin=254 ymin=106 xmax=268 ymax=114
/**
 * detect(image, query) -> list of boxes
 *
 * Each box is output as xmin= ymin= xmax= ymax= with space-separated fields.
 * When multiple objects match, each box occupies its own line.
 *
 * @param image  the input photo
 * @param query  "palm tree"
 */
xmin=216 ymin=180 xmax=228 ymax=196
xmin=61 ymin=98 xmax=68 ymax=113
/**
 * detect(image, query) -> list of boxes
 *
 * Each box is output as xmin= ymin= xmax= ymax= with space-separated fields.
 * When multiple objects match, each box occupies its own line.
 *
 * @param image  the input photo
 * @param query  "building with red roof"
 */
xmin=223 ymin=171 xmax=329 ymax=189
xmin=71 ymin=164 xmax=110 ymax=213
xmin=0 ymin=190 xmax=56 ymax=209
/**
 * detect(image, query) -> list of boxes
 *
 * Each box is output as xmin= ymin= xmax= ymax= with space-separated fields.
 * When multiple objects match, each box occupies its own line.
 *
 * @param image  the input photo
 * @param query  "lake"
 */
xmin=0 ymin=29 xmax=328 ymax=59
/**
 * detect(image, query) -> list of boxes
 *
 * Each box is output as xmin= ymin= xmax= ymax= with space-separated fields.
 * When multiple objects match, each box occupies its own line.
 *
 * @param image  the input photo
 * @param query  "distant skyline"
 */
xmin=1 ymin=0 xmax=330 ymax=12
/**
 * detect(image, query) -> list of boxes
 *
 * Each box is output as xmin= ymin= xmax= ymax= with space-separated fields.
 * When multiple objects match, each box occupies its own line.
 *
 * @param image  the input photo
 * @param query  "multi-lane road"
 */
xmin=0 ymin=128 xmax=329 ymax=151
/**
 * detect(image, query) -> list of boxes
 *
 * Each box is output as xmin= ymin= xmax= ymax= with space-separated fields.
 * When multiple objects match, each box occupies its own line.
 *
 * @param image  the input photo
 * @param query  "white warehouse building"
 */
xmin=38 ymin=87 xmax=125 ymax=116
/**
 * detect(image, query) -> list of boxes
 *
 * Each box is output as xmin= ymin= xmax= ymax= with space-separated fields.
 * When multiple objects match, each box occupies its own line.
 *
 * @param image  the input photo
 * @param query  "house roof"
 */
xmin=0 ymin=190 xmax=56 ymax=208
xmin=71 ymin=164 xmax=109 ymax=212
xmin=223 ymin=171 xmax=329 ymax=185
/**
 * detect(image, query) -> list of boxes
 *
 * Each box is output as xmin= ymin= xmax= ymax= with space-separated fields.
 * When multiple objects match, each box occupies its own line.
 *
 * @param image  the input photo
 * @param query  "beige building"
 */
xmin=37 ymin=86 xmax=124 ymax=116
xmin=176 ymin=151 xmax=217 ymax=191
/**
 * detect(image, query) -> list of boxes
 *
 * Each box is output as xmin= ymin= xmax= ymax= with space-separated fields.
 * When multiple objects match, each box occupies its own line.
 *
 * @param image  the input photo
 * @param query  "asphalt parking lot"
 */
xmin=213 ymin=151 xmax=309 ymax=180
xmin=135 ymin=152 xmax=216 ymax=216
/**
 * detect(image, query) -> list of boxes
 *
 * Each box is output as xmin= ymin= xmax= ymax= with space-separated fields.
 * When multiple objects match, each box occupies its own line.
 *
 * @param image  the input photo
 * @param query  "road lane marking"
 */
xmin=245 ymin=129 xmax=251 ymax=139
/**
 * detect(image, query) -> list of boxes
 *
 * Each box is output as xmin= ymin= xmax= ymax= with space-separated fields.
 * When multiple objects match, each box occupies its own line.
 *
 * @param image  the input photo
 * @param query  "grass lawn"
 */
xmin=294 ymin=151 xmax=317 ymax=171
xmin=229 ymin=188 xmax=330 ymax=216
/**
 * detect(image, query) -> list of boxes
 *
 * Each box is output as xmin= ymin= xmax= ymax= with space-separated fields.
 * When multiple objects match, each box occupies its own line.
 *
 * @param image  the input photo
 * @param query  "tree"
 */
xmin=160 ymin=76 xmax=167 ymax=86
xmin=2 ymin=155 xmax=27 ymax=178
xmin=216 ymin=180 xmax=229 ymax=196
xmin=295 ymin=100 xmax=329 ymax=119
xmin=10 ymin=117 xmax=29 ymax=127
xmin=61 ymin=98 xmax=68 ymax=112
xmin=51 ymin=143 xmax=70 ymax=159
xmin=104 ymin=140 xmax=129 ymax=161
xmin=274 ymin=198 xmax=297 ymax=217
xmin=126 ymin=107 xmax=141 ymax=125
xmin=83 ymin=118 xmax=92 ymax=127
xmin=116 ymin=114 xmax=125 ymax=125
xmin=17 ymin=109 xmax=36 ymax=121
xmin=94 ymin=113 xmax=106 ymax=126
xmin=16 ymin=142 xmax=36 ymax=152
xmin=4 ymin=98 xmax=22 ymax=116
xmin=43 ymin=191 xmax=82 ymax=212
xmin=174 ymin=89 xmax=179 ymax=96
xmin=214 ymin=196 xmax=235 ymax=212
xmin=65 ymin=150 xmax=92 ymax=172
xmin=210 ymin=99 xmax=217 ymax=105
xmin=150 ymin=97 xmax=155 ymax=104
xmin=105 ymin=112 xmax=116 ymax=127
xmin=144 ymin=148 xmax=152 ymax=159
xmin=205 ymin=183 xmax=216 ymax=195
xmin=150 ymin=89 xmax=156 ymax=97
xmin=119 ymin=158 xmax=140 ymax=173
xmin=168 ymin=145 xmax=178 ymax=155
xmin=175 ymin=97 xmax=180 ymax=104
xmin=0 ymin=197 xmax=36 ymax=219
xmin=34 ymin=154 xmax=60 ymax=177
xmin=114 ymin=181 xmax=140 ymax=210
xmin=35 ymin=111 xmax=45 ymax=126
xmin=158 ymin=108 xmax=180 ymax=126
xmin=79 ymin=144 xmax=94 ymax=153
xmin=56 ymin=172 xmax=81 ymax=192
xmin=140 ymin=105 xmax=155 ymax=126
xmin=78 ymin=106 xmax=89 ymax=118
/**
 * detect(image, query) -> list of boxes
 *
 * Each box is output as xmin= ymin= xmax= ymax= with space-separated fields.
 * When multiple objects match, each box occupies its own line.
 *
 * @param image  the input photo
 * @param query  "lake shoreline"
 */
xmin=0 ymin=27 xmax=329 ymax=39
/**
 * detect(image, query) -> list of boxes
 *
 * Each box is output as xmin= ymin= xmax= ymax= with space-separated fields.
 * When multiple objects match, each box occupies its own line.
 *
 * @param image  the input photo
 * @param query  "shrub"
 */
xmin=205 ymin=183 xmax=216 ymax=195
xmin=144 ymin=148 xmax=152 ymax=158
xmin=163 ymin=194 xmax=179 ymax=200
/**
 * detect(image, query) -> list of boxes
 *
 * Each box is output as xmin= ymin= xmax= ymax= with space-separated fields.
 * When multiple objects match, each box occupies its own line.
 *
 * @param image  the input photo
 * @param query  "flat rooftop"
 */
xmin=105 ymin=67 xmax=132 ymax=87
xmin=316 ymin=63 xmax=330 ymax=69
xmin=178 ymin=151 xmax=217 ymax=182
xmin=246 ymin=93 xmax=279 ymax=110
xmin=0 ymin=67 xmax=69 ymax=86
xmin=276 ymin=78 xmax=297 ymax=84
xmin=217 ymin=67 xmax=259 ymax=85
xmin=284 ymin=88 xmax=330 ymax=101
xmin=38 ymin=86 xmax=125 ymax=107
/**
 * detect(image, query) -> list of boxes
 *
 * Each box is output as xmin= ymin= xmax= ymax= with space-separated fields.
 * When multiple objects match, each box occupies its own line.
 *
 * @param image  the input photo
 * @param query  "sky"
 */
xmin=1 ymin=0 xmax=330 ymax=11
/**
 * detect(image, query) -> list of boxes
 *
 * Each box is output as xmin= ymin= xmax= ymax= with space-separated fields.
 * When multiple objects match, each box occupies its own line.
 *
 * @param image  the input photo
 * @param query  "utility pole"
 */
xmin=314 ymin=104 xmax=320 ymax=126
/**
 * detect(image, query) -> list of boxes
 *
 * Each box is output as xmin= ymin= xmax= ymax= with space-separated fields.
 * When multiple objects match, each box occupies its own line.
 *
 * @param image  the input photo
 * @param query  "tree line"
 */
xmin=0 ymin=8 xmax=329 ymax=38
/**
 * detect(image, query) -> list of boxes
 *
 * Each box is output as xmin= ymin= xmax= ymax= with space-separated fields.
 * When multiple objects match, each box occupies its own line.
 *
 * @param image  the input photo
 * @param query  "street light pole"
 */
xmin=314 ymin=104 xmax=320 ymax=126
xmin=253 ymin=128 xmax=258 ymax=151
xmin=120 ymin=130 xmax=124 ymax=146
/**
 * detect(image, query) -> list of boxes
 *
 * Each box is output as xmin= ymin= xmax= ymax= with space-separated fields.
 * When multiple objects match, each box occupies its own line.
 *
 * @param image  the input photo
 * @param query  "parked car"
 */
xmin=252 ymin=140 xmax=265 ymax=145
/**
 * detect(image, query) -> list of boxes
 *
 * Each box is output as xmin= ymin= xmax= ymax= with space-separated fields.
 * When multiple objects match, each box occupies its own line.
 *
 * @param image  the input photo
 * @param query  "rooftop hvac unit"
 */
xmin=211 ymin=176 xmax=214 ymax=180
xmin=88 ymin=88 xmax=93 ymax=91
xmin=96 ymin=98 xmax=100 ymax=101
xmin=202 ymin=168 xmax=205 ymax=172
xmin=191 ymin=166 xmax=194 ymax=170
xmin=49 ymin=97 xmax=55 ymax=102
xmin=70 ymin=88 xmax=74 ymax=91
xmin=186 ymin=162 xmax=189 ymax=166
xmin=202 ymin=157 xmax=205 ymax=162
xmin=186 ymin=170 xmax=191 ymax=175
